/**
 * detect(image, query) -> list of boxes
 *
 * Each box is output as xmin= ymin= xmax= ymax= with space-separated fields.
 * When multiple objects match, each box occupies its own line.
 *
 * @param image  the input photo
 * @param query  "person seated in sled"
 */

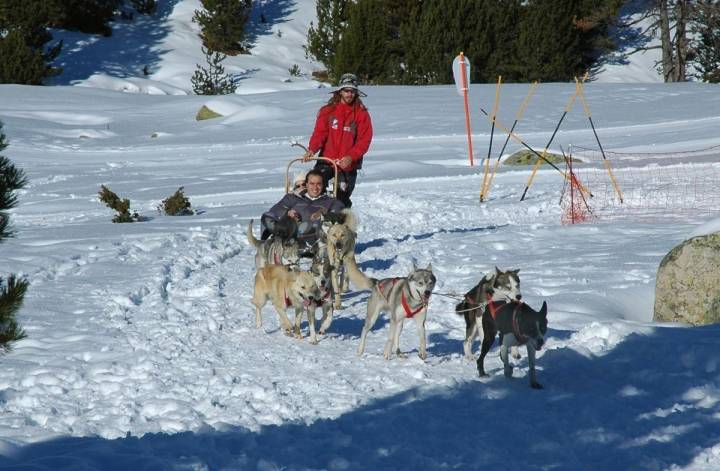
xmin=260 ymin=169 xmax=345 ymax=251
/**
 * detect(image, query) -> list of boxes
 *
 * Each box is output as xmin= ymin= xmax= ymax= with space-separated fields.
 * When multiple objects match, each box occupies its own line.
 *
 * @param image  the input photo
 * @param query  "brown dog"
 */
xmin=251 ymin=265 xmax=321 ymax=343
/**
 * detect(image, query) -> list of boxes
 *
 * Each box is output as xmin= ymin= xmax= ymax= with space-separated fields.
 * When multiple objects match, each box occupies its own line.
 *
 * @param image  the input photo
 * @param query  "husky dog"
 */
xmin=455 ymin=267 xmax=522 ymax=361
xmin=318 ymin=209 xmax=357 ymax=309
xmin=345 ymin=255 xmax=436 ymax=360
xmin=310 ymin=251 xmax=335 ymax=335
xmin=476 ymin=300 xmax=548 ymax=389
xmin=251 ymin=264 xmax=321 ymax=344
xmin=247 ymin=219 xmax=300 ymax=268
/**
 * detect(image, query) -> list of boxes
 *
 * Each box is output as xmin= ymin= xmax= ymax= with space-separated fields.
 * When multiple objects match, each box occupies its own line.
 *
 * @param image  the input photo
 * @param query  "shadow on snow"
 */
xmin=4 ymin=326 xmax=720 ymax=470
xmin=51 ymin=1 xmax=180 ymax=85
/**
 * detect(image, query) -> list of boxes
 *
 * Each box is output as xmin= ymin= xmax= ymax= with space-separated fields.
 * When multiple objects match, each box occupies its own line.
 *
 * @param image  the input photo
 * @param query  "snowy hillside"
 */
xmin=53 ymin=0 xmax=327 ymax=94
xmin=1 ymin=1 xmax=719 ymax=470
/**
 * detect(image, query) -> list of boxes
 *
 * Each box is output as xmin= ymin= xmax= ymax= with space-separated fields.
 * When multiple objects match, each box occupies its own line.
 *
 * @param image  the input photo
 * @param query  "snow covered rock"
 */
xmin=654 ymin=232 xmax=720 ymax=325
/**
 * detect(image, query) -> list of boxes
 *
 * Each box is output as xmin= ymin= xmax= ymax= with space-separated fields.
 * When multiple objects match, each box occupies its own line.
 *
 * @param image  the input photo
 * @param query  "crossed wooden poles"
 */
xmin=478 ymin=76 xmax=624 ymax=204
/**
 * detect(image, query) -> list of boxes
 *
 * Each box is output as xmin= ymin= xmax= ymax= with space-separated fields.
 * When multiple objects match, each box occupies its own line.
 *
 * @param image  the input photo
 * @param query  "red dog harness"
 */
xmin=378 ymin=278 xmax=426 ymax=318
xmin=486 ymin=293 xmax=499 ymax=320
xmin=401 ymin=290 xmax=425 ymax=318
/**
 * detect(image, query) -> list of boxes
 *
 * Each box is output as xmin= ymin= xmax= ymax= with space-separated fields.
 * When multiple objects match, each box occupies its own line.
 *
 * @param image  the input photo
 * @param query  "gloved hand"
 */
xmin=302 ymin=150 xmax=314 ymax=162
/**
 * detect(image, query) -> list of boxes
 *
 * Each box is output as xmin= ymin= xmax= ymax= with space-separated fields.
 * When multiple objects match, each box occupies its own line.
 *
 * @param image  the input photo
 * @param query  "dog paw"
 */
xmin=477 ymin=371 xmax=489 ymax=377
xmin=503 ymin=366 xmax=513 ymax=378
xmin=531 ymin=381 xmax=544 ymax=390
xmin=309 ymin=338 xmax=319 ymax=345
xmin=318 ymin=330 xmax=326 ymax=336
xmin=418 ymin=351 xmax=427 ymax=361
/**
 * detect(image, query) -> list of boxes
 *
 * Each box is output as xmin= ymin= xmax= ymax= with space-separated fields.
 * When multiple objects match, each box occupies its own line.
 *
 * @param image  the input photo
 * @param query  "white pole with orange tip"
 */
xmin=452 ymin=53 xmax=474 ymax=166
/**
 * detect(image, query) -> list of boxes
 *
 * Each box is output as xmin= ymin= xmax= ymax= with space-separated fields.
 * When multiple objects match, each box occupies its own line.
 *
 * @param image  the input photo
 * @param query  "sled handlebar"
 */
xmin=285 ymin=157 xmax=339 ymax=198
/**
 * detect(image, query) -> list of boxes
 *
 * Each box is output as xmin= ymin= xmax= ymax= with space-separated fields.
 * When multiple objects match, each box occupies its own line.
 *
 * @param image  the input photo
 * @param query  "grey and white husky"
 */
xmin=345 ymin=255 xmax=436 ymax=360
xmin=476 ymin=300 xmax=548 ymax=389
xmin=309 ymin=250 xmax=335 ymax=335
xmin=455 ymin=267 xmax=522 ymax=361
xmin=247 ymin=219 xmax=300 ymax=268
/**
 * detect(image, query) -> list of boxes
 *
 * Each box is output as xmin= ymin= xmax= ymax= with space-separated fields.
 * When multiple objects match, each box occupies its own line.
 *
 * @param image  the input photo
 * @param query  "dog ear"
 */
xmin=495 ymin=266 xmax=502 ymax=275
xmin=540 ymin=301 xmax=547 ymax=317
xmin=512 ymin=269 xmax=520 ymax=275
xmin=426 ymin=262 xmax=432 ymax=272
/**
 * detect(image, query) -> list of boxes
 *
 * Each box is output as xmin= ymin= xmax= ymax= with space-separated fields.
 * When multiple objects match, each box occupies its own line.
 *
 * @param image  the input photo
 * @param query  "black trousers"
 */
xmin=315 ymin=162 xmax=357 ymax=208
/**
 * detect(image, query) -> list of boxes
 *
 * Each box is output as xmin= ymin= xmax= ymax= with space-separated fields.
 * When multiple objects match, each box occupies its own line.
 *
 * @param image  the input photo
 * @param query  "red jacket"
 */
xmin=308 ymin=101 xmax=373 ymax=171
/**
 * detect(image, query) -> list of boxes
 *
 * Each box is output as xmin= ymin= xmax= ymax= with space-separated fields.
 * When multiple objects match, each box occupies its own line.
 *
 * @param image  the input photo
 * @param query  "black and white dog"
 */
xmin=455 ymin=268 xmax=522 ymax=361
xmin=476 ymin=300 xmax=548 ymax=389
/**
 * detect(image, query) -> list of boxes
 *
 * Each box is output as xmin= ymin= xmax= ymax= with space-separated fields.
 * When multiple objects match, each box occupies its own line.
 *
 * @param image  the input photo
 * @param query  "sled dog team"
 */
xmin=248 ymin=209 xmax=549 ymax=389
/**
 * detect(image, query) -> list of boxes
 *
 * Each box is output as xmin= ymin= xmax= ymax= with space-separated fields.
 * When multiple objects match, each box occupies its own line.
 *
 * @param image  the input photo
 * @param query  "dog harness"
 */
xmin=401 ymin=290 xmax=426 ymax=318
xmin=485 ymin=293 xmax=500 ymax=320
xmin=318 ymin=288 xmax=331 ymax=305
xmin=377 ymin=278 xmax=426 ymax=318
xmin=284 ymin=289 xmax=292 ymax=308
xmin=377 ymin=278 xmax=398 ymax=301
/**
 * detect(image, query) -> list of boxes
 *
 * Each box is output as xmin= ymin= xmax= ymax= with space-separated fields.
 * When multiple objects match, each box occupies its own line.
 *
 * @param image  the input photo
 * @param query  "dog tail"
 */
xmin=455 ymin=300 xmax=468 ymax=315
xmin=247 ymin=219 xmax=260 ymax=248
xmin=343 ymin=253 xmax=376 ymax=290
xmin=342 ymin=209 xmax=358 ymax=233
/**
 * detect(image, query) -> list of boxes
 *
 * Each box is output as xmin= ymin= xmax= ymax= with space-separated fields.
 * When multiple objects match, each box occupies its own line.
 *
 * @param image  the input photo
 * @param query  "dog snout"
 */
xmin=334 ymin=241 xmax=343 ymax=250
xmin=516 ymin=294 xmax=522 ymax=301
xmin=424 ymin=290 xmax=431 ymax=297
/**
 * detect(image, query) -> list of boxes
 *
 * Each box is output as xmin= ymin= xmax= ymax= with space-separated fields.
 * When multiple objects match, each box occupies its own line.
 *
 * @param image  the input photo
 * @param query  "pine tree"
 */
xmin=401 ymin=0 xmax=520 ymax=84
xmin=305 ymin=0 xmax=350 ymax=78
xmin=400 ymin=0 xmax=463 ymax=85
xmin=0 ymin=0 xmax=62 ymax=84
xmin=515 ymin=0 xmax=586 ymax=81
xmin=193 ymin=0 xmax=253 ymax=55
xmin=130 ymin=0 xmax=157 ymax=15
xmin=51 ymin=0 xmax=122 ymax=36
xmin=0 ymin=121 xmax=28 ymax=353
xmin=693 ymin=1 xmax=720 ymax=83
xmin=191 ymin=46 xmax=237 ymax=95
xmin=333 ymin=0 xmax=399 ymax=83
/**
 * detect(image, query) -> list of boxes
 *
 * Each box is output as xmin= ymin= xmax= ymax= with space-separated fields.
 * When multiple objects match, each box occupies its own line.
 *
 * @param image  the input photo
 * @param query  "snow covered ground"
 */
xmin=1 ymin=1 xmax=720 ymax=470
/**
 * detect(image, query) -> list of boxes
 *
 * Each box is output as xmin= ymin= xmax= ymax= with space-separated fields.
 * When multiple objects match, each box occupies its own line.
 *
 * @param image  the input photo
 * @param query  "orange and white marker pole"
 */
xmin=453 ymin=52 xmax=474 ymax=166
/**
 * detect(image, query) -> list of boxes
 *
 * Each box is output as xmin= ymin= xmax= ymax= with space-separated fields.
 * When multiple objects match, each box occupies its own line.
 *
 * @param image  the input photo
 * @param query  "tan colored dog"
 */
xmin=319 ymin=209 xmax=357 ymax=309
xmin=251 ymin=265 xmax=321 ymax=344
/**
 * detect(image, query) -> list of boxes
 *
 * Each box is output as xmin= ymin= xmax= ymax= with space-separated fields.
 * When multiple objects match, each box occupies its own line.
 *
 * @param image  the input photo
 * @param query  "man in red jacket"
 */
xmin=303 ymin=73 xmax=373 ymax=208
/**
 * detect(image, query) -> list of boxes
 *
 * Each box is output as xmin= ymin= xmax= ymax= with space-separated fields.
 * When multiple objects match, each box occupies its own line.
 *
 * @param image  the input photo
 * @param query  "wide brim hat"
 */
xmin=333 ymin=73 xmax=368 ymax=97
